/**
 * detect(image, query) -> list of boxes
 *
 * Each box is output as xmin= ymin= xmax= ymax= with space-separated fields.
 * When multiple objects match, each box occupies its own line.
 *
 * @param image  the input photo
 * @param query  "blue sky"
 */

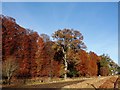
xmin=2 ymin=2 xmax=118 ymax=64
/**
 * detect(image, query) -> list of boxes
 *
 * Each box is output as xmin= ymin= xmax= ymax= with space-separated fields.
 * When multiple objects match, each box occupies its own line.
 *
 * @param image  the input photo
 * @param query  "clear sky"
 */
xmin=2 ymin=2 xmax=118 ymax=64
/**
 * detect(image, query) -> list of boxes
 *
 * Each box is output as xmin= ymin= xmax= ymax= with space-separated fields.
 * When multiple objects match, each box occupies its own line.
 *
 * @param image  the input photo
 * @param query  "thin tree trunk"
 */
xmin=8 ymin=76 xmax=11 ymax=85
xmin=7 ymin=71 xmax=11 ymax=85
xmin=50 ymin=58 xmax=53 ymax=80
xmin=62 ymin=47 xmax=68 ymax=80
xmin=64 ymin=55 xmax=68 ymax=80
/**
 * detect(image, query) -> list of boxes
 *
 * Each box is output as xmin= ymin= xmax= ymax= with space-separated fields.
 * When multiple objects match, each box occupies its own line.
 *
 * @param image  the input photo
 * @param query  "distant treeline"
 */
xmin=1 ymin=15 xmax=119 ymax=84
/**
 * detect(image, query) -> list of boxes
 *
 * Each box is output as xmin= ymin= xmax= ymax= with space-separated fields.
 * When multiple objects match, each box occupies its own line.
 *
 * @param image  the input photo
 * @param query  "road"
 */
xmin=23 ymin=79 xmax=85 ymax=88
xmin=2 ymin=76 xmax=119 ymax=89
xmin=3 ymin=79 xmax=85 ymax=89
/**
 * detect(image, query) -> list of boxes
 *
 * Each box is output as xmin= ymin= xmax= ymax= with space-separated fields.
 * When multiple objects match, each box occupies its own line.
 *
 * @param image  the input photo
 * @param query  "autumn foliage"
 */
xmin=1 ymin=15 xmax=119 ymax=83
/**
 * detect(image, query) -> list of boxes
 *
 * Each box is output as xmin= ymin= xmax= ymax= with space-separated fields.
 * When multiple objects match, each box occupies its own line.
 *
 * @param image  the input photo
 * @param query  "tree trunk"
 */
xmin=8 ymin=76 xmax=11 ymax=85
xmin=63 ymin=51 xmax=68 ymax=80
xmin=50 ymin=58 xmax=53 ymax=80
xmin=64 ymin=58 xmax=67 ymax=79
xmin=7 ymin=71 xmax=11 ymax=85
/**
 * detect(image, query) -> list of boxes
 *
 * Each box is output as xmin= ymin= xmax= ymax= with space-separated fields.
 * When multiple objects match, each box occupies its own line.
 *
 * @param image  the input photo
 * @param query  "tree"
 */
xmin=2 ymin=15 xmax=18 ymax=61
xmin=36 ymin=34 xmax=61 ymax=78
xmin=75 ymin=50 xmax=89 ymax=76
xmin=98 ymin=54 xmax=110 ymax=76
xmin=36 ymin=35 xmax=49 ymax=77
xmin=2 ymin=56 xmax=19 ymax=85
xmin=1 ymin=15 xmax=39 ymax=78
xmin=27 ymin=30 xmax=39 ymax=77
xmin=99 ymin=54 xmax=119 ymax=75
xmin=52 ymin=29 xmax=86 ymax=79
xmin=100 ymin=66 xmax=109 ymax=76
xmin=88 ymin=51 xmax=99 ymax=76
xmin=118 ymin=66 xmax=120 ymax=74
xmin=17 ymin=30 xmax=39 ymax=78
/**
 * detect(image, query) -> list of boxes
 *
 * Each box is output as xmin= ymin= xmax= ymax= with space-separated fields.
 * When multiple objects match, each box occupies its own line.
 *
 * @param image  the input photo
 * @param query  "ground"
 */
xmin=2 ymin=75 xmax=119 ymax=89
xmin=63 ymin=76 xmax=119 ymax=89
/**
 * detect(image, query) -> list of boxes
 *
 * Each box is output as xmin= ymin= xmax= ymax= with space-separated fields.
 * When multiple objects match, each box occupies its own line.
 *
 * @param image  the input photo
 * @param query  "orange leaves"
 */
xmin=2 ymin=15 xmax=115 ymax=79
xmin=2 ymin=15 xmax=39 ymax=78
xmin=75 ymin=50 xmax=100 ymax=76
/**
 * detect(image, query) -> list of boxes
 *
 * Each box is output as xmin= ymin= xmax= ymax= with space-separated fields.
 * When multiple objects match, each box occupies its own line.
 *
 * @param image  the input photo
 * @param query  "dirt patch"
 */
xmin=117 ymin=76 xmax=120 ymax=88
xmin=62 ymin=76 xmax=111 ymax=89
xmin=113 ymin=76 xmax=120 ymax=89
xmin=99 ymin=76 xmax=118 ymax=88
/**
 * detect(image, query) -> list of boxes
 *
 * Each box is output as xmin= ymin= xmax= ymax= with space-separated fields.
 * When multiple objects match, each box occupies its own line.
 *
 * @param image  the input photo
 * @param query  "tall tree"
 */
xmin=36 ymin=34 xmax=61 ymax=77
xmin=88 ymin=51 xmax=99 ymax=76
xmin=52 ymin=29 xmax=86 ymax=79
xmin=75 ymin=49 xmax=89 ymax=76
